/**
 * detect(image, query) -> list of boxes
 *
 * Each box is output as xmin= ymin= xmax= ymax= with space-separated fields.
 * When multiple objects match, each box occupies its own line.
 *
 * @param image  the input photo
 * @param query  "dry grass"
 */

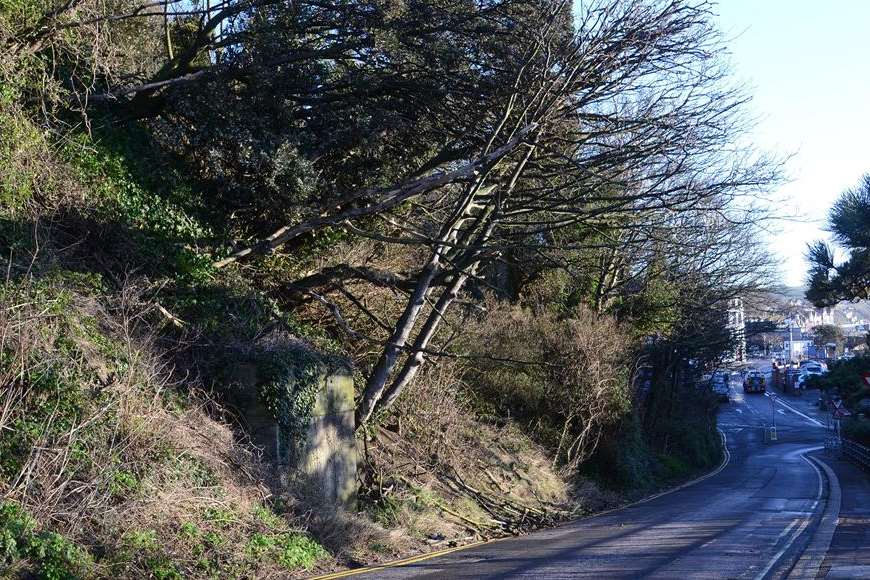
xmin=0 ymin=276 xmax=330 ymax=578
xmin=357 ymin=358 xmax=617 ymax=556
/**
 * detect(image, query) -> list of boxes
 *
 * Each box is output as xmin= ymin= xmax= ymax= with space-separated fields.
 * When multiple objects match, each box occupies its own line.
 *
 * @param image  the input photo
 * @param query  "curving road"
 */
xmin=338 ymin=363 xmax=863 ymax=579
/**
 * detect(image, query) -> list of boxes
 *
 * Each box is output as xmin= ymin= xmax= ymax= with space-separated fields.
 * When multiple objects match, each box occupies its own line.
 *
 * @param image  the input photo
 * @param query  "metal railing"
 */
xmin=841 ymin=438 xmax=870 ymax=470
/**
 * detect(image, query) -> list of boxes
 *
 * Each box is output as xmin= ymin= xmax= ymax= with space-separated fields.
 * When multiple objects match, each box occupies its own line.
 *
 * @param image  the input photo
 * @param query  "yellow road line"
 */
xmin=309 ymin=540 xmax=488 ymax=579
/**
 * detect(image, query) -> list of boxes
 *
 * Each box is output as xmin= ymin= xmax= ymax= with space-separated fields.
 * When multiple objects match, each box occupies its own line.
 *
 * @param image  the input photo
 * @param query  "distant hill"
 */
xmin=775 ymin=286 xmax=808 ymax=300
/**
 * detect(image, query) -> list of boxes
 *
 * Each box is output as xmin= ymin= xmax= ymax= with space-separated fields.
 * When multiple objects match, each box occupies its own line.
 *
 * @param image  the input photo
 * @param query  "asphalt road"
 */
xmin=344 ymin=362 xmax=865 ymax=579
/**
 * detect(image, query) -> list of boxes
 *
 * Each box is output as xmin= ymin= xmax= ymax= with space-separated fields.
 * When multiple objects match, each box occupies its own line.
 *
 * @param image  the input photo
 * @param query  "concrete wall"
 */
xmin=228 ymin=361 xmax=357 ymax=508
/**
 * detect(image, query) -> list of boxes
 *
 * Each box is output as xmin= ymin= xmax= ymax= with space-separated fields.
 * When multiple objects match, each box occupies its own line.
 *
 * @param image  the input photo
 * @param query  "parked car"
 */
xmin=712 ymin=381 xmax=730 ymax=402
xmin=743 ymin=370 xmax=766 ymax=393
xmin=796 ymin=367 xmax=825 ymax=389
xmin=800 ymin=360 xmax=828 ymax=373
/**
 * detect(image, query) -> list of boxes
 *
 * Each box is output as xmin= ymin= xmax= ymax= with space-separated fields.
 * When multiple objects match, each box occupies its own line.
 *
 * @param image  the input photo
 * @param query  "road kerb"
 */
xmin=786 ymin=455 xmax=841 ymax=579
xmin=308 ymin=540 xmax=488 ymax=580
xmin=751 ymin=446 xmax=826 ymax=580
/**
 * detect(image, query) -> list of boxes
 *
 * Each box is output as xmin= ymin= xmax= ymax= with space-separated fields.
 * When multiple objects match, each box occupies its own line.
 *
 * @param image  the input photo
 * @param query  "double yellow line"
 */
xmin=309 ymin=540 xmax=487 ymax=579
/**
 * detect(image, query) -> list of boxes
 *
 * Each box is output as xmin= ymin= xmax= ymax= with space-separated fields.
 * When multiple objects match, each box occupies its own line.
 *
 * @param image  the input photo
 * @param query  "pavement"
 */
xmin=318 ymin=360 xmax=868 ymax=579
xmin=815 ymin=454 xmax=870 ymax=579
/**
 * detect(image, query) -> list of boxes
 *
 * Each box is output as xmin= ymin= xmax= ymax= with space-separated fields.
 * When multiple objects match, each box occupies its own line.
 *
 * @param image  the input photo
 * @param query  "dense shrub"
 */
xmin=842 ymin=418 xmax=870 ymax=446
xmin=464 ymin=297 xmax=632 ymax=470
xmin=811 ymin=356 xmax=870 ymax=409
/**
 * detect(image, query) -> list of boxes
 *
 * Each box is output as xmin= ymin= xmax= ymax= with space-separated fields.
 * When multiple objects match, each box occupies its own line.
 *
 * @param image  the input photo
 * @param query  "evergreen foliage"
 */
xmin=807 ymin=175 xmax=870 ymax=306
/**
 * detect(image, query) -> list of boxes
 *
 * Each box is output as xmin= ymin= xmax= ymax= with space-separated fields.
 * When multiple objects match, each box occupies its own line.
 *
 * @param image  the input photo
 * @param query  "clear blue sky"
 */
xmin=715 ymin=1 xmax=870 ymax=287
xmin=573 ymin=1 xmax=870 ymax=288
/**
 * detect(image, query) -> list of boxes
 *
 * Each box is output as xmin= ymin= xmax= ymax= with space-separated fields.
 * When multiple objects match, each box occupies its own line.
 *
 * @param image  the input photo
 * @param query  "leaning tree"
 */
xmin=208 ymin=0 xmax=782 ymax=426
xmin=10 ymin=0 xmax=782 ymax=427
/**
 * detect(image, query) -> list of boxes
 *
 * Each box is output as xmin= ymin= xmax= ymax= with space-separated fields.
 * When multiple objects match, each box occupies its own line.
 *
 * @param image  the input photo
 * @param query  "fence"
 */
xmin=841 ymin=438 xmax=870 ymax=470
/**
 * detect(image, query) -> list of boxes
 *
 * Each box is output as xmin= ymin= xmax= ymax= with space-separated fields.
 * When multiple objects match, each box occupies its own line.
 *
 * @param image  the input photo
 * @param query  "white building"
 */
xmin=785 ymin=299 xmax=835 ymax=331
xmin=726 ymin=298 xmax=746 ymax=362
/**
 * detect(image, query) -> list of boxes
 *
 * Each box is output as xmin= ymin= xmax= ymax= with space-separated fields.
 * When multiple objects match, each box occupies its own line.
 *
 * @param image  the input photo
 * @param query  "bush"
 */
xmin=582 ymin=414 xmax=657 ymax=491
xmin=813 ymin=356 xmax=870 ymax=409
xmin=842 ymin=418 xmax=870 ymax=446
xmin=464 ymin=297 xmax=632 ymax=469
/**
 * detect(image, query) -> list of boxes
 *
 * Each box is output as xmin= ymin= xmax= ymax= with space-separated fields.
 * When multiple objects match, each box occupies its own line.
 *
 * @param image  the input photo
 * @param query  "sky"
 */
xmin=714 ymin=1 xmax=870 ymax=288
xmin=573 ymin=1 xmax=870 ymax=288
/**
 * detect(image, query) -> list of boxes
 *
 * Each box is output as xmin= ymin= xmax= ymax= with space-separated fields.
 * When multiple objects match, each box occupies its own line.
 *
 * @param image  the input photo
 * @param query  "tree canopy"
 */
xmin=2 ymin=0 xmax=782 ymax=430
xmin=807 ymin=174 xmax=870 ymax=306
xmin=812 ymin=324 xmax=844 ymax=348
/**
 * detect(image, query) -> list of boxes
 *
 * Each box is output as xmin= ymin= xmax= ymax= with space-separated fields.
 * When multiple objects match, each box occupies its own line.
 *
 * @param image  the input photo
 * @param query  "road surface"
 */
xmin=339 ymin=363 xmax=866 ymax=579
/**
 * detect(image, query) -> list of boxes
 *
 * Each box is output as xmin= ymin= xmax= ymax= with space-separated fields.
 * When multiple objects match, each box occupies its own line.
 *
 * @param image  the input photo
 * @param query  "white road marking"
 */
xmin=773 ymin=519 xmax=800 ymax=543
xmin=764 ymin=393 xmax=824 ymax=427
xmin=752 ymin=447 xmax=825 ymax=580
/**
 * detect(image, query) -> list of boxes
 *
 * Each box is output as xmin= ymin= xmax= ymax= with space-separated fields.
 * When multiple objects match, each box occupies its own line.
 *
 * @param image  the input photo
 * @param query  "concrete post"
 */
xmin=294 ymin=371 xmax=357 ymax=507
xmin=228 ymin=359 xmax=357 ymax=508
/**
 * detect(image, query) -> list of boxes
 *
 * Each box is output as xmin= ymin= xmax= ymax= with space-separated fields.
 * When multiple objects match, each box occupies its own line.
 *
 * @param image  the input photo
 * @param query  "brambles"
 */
xmin=0 ymin=277 xmax=329 ymax=577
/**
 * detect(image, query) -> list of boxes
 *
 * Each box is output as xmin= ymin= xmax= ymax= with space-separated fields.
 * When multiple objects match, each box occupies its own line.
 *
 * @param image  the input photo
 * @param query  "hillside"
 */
xmin=2 ymin=1 xmax=782 ymax=577
xmin=766 ymin=287 xmax=870 ymax=327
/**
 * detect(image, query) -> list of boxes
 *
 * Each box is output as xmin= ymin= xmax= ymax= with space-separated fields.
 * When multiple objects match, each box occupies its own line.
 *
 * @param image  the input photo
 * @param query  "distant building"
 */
xmin=726 ymin=298 xmax=746 ymax=362
xmin=785 ymin=299 xmax=835 ymax=331
xmin=783 ymin=338 xmax=812 ymax=361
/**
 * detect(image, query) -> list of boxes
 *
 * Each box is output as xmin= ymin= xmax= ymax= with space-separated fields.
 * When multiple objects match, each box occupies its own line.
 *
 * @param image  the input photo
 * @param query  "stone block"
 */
xmin=228 ymin=357 xmax=357 ymax=508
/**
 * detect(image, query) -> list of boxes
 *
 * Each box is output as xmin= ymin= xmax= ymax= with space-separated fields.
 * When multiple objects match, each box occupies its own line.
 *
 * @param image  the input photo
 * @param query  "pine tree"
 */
xmin=806 ymin=174 xmax=870 ymax=306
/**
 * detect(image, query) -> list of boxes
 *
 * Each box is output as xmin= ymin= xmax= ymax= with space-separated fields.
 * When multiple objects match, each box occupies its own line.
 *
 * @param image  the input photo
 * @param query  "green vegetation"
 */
xmin=253 ymin=347 xmax=332 ymax=461
xmin=807 ymin=175 xmax=870 ymax=306
xmin=809 ymin=357 xmax=870 ymax=408
xmin=808 ymin=356 xmax=870 ymax=445
xmin=0 ymin=276 xmax=329 ymax=577
xmin=2 ymin=0 xmax=781 ymax=573
xmin=0 ymin=501 xmax=93 ymax=580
